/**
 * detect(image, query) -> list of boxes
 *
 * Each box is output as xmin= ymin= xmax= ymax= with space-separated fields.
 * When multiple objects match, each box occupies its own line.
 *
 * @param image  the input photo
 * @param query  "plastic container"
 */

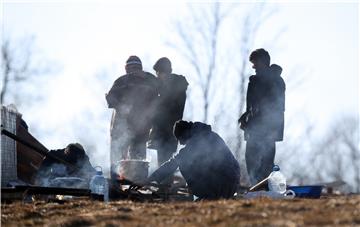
xmin=287 ymin=185 xmax=323 ymax=198
xmin=268 ymin=165 xmax=286 ymax=194
xmin=89 ymin=166 xmax=109 ymax=202
xmin=244 ymin=190 xmax=295 ymax=199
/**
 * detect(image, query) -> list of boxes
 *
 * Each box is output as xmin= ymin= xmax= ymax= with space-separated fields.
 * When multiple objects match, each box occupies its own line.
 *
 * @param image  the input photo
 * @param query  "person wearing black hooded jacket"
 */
xmin=147 ymin=120 xmax=240 ymax=200
xmin=148 ymin=57 xmax=188 ymax=172
xmin=239 ymin=48 xmax=286 ymax=185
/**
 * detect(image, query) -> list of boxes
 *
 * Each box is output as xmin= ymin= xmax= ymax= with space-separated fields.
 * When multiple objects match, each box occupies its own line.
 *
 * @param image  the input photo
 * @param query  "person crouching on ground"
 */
xmin=145 ymin=120 xmax=240 ymax=200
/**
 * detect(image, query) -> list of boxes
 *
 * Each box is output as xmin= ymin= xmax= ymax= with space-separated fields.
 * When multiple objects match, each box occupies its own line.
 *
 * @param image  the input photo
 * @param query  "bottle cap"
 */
xmin=96 ymin=170 xmax=103 ymax=175
xmin=95 ymin=166 xmax=103 ymax=175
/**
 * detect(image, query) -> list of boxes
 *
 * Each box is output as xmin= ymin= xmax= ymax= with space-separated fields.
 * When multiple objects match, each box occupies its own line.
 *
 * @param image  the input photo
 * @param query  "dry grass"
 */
xmin=2 ymin=195 xmax=360 ymax=226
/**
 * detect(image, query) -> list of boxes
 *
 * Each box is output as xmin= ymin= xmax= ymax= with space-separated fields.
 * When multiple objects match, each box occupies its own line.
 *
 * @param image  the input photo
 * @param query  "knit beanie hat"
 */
xmin=126 ymin=55 xmax=142 ymax=66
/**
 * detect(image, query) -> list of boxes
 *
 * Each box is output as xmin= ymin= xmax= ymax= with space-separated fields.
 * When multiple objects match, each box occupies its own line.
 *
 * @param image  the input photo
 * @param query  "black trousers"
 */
xmin=245 ymin=138 xmax=275 ymax=185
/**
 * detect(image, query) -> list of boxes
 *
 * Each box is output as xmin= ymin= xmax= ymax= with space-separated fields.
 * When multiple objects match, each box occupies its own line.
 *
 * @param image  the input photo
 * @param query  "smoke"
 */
xmin=23 ymin=66 xmax=162 ymax=180
xmin=35 ymin=163 xmax=80 ymax=188
xmin=36 ymin=163 xmax=66 ymax=186
xmin=110 ymin=111 xmax=131 ymax=165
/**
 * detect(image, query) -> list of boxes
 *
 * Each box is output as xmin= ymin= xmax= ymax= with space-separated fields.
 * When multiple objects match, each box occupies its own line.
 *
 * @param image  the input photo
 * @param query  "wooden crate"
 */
xmin=1 ymin=105 xmax=47 ymax=186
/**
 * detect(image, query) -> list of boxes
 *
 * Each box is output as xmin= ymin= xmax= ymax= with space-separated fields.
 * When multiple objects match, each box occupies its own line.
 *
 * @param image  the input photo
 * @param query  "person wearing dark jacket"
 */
xmin=35 ymin=143 xmax=96 ymax=186
xmin=239 ymin=48 xmax=286 ymax=185
xmin=147 ymin=120 xmax=240 ymax=200
xmin=148 ymin=57 xmax=188 ymax=172
xmin=106 ymin=56 xmax=158 ymax=167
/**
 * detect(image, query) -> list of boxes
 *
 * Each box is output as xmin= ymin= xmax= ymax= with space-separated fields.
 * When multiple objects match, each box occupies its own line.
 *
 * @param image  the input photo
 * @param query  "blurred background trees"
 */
xmin=1 ymin=36 xmax=54 ymax=107
xmin=281 ymin=115 xmax=359 ymax=192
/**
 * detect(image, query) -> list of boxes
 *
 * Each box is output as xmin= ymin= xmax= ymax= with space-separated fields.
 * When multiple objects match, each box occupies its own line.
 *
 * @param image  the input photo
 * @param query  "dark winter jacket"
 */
xmin=244 ymin=64 xmax=285 ymax=141
xmin=106 ymin=71 xmax=159 ymax=134
xmin=151 ymin=74 xmax=188 ymax=139
xmin=148 ymin=122 xmax=240 ymax=199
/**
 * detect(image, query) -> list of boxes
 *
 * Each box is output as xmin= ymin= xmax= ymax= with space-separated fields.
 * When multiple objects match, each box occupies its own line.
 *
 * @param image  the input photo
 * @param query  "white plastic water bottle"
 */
xmin=268 ymin=165 xmax=286 ymax=194
xmin=89 ymin=166 xmax=109 ymax=202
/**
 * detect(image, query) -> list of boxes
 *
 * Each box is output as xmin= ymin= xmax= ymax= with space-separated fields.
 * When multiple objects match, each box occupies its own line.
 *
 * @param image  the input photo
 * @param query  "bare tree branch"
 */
xmin=1 ymin=36 xmax=56 ymax=106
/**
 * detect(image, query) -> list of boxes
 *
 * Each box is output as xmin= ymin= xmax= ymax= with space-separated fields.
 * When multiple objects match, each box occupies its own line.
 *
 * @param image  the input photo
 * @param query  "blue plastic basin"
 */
xmin=287 ymin=185 xmax=323 ymax=198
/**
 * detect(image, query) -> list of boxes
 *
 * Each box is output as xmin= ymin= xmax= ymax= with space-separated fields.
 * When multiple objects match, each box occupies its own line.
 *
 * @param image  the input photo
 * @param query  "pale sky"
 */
xmin=1 ymin=1 xmax=359 ymax=172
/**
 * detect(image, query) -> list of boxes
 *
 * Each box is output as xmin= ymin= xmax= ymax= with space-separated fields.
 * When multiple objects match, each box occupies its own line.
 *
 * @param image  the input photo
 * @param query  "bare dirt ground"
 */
xmin=2 ymin=195 xmax=360 ymax=226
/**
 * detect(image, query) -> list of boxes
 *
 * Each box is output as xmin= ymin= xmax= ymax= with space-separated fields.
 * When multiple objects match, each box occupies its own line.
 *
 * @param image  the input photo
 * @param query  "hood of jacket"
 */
xmin=248 ymin=64 xmax=282 ymax=82
xmin=270 ymin=64 xmax=282 ymax=77
xmin=190 ymin=122 xmax=212 ymax=136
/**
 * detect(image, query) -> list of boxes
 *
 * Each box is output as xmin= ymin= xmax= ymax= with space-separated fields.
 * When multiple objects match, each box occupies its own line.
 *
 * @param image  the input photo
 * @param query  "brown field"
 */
xmin=2 ymin=195 xmax=360 ymax=227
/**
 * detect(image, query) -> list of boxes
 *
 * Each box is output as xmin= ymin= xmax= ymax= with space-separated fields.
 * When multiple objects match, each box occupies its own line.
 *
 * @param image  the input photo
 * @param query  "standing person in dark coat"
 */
xmin=148 ymin=57 xmax=188 ymax=172
xmin=106 ymin=56 xmax=158 ymax=168
xmin=147 ymin=120 xmax=240 ymax=200
xmin=239 ymin=48 xmax=286 ymax=185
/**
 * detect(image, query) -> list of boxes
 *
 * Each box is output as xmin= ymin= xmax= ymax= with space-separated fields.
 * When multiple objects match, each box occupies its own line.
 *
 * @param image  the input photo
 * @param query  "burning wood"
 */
xmin=109 ymin=177 xmax=193 ymax=202
xmin=113 ymin=159 xmax=149 ymax=184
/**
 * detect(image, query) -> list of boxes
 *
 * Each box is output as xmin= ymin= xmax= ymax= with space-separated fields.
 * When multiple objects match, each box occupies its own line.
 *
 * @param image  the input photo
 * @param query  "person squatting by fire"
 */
xmin=145 ymin=120 xmax=240 ymax=200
